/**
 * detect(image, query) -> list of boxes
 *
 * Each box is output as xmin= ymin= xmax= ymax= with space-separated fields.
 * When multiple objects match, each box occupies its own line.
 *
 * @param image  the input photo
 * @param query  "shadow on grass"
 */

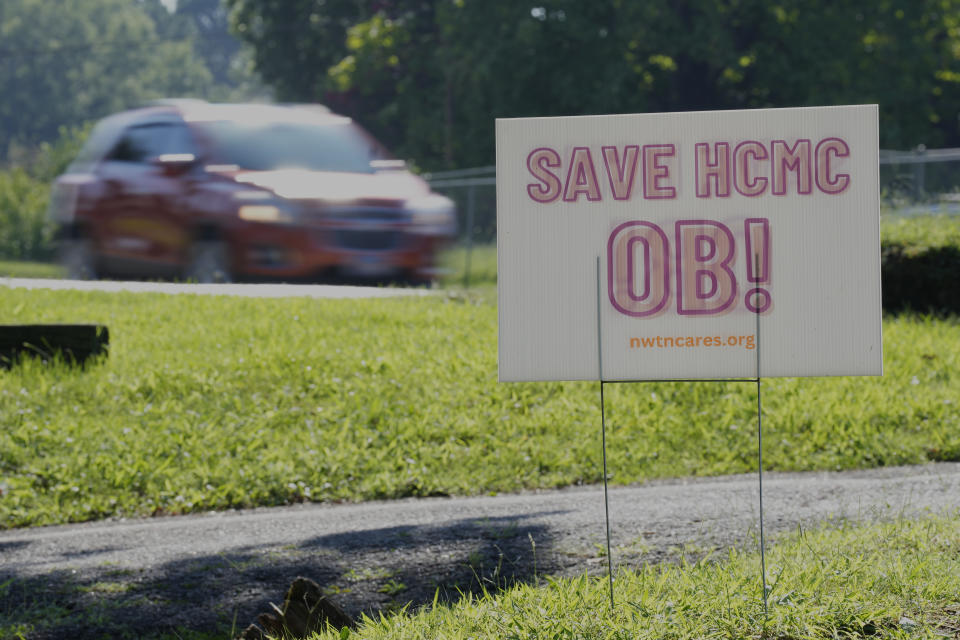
xmin=0 ymin=511 xmax=563 ymax=639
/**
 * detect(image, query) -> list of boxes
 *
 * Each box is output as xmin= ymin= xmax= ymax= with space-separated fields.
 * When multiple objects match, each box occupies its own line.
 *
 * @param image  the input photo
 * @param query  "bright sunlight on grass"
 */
xmin=1 ymin=287 xmax=959 ymax=528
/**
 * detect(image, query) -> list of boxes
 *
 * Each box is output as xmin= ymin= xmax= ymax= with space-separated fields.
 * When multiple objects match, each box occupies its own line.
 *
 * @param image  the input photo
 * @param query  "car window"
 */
xmin=67 ymin=118 xmax=127 ymax=173
xmin=195 ymin=121 xmax=388 ymax=173
xmin=105 ymin=124 xmax=195 ymax=164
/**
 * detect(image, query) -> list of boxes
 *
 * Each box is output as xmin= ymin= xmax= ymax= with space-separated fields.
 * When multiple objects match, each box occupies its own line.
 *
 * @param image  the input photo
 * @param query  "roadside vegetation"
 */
xmin=0 ymin=259 xmax=63 ymax=279
xmin=437 ymin=243 xmax=498 ymax=289
xmin=1 ymin=282 xmax=958 ymax=528
xmin=881 ymin=215 xmax=960 ymax=313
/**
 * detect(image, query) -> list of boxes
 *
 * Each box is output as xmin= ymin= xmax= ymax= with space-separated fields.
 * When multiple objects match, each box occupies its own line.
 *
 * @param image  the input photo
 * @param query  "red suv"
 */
xmin=49 ymin=101 xmax=456 ymax=283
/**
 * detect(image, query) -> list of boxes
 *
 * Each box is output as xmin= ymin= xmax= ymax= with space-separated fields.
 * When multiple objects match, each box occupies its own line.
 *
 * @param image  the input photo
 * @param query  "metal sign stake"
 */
xmin=593 ymin=253 xmax=772 ymax=617
xmin=754 ymin=253 xmax=769 ymax=618
xmin=596 ymin=256 xmax=616 ymax=610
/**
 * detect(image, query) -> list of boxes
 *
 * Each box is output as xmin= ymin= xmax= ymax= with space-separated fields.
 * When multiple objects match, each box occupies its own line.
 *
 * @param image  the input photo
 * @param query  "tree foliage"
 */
xmin=227 ymin=0 xmax=960 ymax=169
xmin=162 ymin=0 xmax=268 ymax=99
xmin=0 ymin=0 xmax=265 ymax=162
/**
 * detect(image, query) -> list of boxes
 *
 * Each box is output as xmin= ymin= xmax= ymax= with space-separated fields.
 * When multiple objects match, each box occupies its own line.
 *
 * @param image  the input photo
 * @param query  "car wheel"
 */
xmin=185 ymin=241 xmax=232 ymax=283
xmin=405 ymin=276 xmax=435 ymax=289
xmin=403 ymin=269 xmax=436 ymax=289
xmin=59 ymin=237 xmax=97 ymax=280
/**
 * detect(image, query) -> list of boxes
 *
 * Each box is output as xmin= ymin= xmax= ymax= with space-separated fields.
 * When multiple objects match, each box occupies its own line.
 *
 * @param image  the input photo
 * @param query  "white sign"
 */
xmin=497 ymin=105 xmax=882 ymax=382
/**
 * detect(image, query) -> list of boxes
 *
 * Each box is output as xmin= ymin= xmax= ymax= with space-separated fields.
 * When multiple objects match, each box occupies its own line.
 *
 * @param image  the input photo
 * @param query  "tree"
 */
xmin=172 ymin=0 xmax=270 ymax=100
xmin=227 ymin=0 xmax=960 ymax=169
xmin=227 ymin=0 xmax=368 ymax=101
xmin=0 ymin=0 xmax=269 ymax=162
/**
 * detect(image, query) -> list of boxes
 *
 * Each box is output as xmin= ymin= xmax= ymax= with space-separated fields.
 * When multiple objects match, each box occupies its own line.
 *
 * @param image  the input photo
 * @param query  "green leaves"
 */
xmin=228 ymin=0 xmax=960 ymax=170
xmin=0 ymin=168 xmax=51 ymax=261
xmin=0 ymin=0 xmax=264 ymax=160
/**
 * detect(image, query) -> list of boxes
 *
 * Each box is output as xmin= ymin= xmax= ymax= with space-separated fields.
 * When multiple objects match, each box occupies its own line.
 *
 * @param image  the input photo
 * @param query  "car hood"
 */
xmin=231 ymin=169 xmax=430 ymax=203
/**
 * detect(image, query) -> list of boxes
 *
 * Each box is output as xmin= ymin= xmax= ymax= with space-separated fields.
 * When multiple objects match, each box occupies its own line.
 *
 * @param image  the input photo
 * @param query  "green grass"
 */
xmin=438 ymin=243 xmax=497 ymax=288
xmin=0 ymin=259 xmax=62 ymax=278
xmin=1 ymin=288 xmax=959 ymax=529
xmin=307 ymin=514 xmax=960 ymax=640
xmin=881 ymin=214 xmax=960 ymax=254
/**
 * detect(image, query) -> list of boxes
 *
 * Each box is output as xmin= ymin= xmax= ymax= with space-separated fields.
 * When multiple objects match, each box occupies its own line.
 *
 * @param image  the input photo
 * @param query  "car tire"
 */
xmin=59 ymin=237 xmax=97 ymax=280
xmin=406 ymin=277 xmax=435 ymax=289
xmin=185 ymin=241 xmax=232 ymax=283
xmin=403 ymin=270 xmax=436 ymax=289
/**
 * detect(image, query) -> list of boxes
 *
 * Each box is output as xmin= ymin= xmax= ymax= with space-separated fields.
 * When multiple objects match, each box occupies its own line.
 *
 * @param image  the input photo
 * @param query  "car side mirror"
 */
xmin=153 ymin=153 xmax=197 ymax=176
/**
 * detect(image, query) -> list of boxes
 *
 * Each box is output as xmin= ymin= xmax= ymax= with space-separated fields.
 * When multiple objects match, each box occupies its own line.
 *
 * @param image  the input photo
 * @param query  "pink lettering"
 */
xmin=601 ymin=146 xmax=639 ymax=200
xmin=695 ymin=143 xmax=730 ymax=198
xmin=733 ymin=141 xmax=768 ymax=197
xmin=642 ymin=144 xmax=676 ymax=199
xmin=607 ymin=221 xmax=670 ymax=317
xmin=675 ymin=221 xmax=736 ymax=315
xmin=526 ymin=147 xmax=562 ymax=203
xmin=771 ymin=139 xmax=812 ymax=195
xmin=563 ymin=147 xmax=601 ymax=202
xmin=744 ymin=218 xmax=772 ymax=313
xmin=815 ymin=138 xmax=850 ymax=194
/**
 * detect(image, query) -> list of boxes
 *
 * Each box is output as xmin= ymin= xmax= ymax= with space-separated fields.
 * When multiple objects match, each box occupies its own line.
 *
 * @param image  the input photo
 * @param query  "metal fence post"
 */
xmin=463 ymin=183 xmax=476 ymax=289
xmin=914 ymin=144 xmax=927 ymax=201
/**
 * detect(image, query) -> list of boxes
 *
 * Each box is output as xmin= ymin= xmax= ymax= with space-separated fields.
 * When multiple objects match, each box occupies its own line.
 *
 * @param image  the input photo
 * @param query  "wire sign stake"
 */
xmin=593 ymin=254 xmax=772 ymax=616
xmin=596 ymin=256 xmax=616 ymax=610
xmin=752 ymin=252 xmax=769 ymax=617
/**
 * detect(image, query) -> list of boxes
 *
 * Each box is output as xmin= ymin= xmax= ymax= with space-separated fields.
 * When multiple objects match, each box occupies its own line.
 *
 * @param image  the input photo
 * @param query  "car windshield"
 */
xmin=196 ymin=120 xmax=387 ymax=173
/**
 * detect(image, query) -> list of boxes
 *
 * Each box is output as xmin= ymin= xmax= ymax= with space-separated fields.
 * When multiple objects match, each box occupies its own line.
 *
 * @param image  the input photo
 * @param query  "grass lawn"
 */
xmin=1 ymin=286 xmax=959 ymax=529
xmin=309 ymin=514 xmax=960 ymax=640
xmin=438 ymin=243 xmax=497 ymax=288
xmin=0 ymin=259 xmax=63 ymax=279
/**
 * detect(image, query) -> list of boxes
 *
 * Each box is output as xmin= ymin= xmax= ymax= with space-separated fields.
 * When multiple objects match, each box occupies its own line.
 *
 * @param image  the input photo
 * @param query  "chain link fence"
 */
xmin=423 ymin=166 xmax=497 ymax=288
xmin=880 ymin=147 xmax=960 ymax=215
xmin=426 ymin=149 xmax=960 ymax=287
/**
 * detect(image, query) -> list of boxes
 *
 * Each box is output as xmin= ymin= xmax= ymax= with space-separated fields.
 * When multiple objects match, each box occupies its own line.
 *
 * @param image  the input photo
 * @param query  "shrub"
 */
xmin=881 ymin=215 xmax=960 ymax=313
xmin=0 ymin=124 xmax=91 ymax=261
xmin=0 ymin=168 xmax=53 ymax=261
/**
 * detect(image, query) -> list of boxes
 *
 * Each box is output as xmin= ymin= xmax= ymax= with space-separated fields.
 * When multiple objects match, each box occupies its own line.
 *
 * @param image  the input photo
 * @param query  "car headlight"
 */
xmin=235 ymin=191 xmax=300 ymax=224
xmin=407 ymin=194 xmax=456 ymax=235
xmin=238 ymin=204 xmax=296 ymax=223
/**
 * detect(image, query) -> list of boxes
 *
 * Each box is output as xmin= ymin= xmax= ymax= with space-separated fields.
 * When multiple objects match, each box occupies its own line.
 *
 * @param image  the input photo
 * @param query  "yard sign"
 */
xmin=497 ymin=105 xmax=882 ymax=381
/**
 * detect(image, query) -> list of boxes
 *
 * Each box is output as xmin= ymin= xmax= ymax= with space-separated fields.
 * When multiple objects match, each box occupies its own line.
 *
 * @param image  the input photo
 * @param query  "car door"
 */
xmin=95 ymin=122 xmax=196 ymax=277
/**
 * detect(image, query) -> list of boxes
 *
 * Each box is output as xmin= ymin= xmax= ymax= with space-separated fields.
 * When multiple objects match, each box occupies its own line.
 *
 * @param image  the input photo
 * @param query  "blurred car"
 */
xmin=48 ymin=100 xmax=456 ymax=283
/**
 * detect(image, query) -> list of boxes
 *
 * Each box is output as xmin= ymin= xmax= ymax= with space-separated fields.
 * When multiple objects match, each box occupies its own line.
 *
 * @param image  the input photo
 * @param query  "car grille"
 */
xmin=323 ymin=207 xmax=408 ymax=223
xmin=334 ymin=229 xmax=402 ymax=251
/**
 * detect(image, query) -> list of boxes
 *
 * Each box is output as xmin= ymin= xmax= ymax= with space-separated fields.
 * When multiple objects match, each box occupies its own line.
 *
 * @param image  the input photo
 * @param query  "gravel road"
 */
xmin=2 ymin=463 xmax=959 ymax=638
